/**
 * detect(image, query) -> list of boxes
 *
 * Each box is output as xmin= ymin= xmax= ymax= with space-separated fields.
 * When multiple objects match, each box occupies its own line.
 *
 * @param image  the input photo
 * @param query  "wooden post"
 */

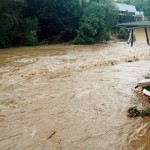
xmin=145 ymin=28 xmax=150 ymax=45
xmin=131 ymin=29 xmax=134 ymax=47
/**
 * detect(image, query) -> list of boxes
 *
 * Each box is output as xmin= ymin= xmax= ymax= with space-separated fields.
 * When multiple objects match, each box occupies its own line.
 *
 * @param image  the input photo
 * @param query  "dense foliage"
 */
xmin=0 ymin=0 xmax=117 ymax=47
xmin=0 ymin=0 xmax=81 ymax=47
xmin=75 ymin=1 xmax=117 ymax=44
xmin=0 ymin=0 xmax=24 ymax=47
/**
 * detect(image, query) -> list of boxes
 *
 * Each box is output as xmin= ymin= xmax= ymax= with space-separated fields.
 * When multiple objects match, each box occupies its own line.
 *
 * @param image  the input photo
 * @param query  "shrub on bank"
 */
xmin=26 ymin=30 xmax=38 ymax=46
xmin=117 ymin=28 xmax=129 ymax=40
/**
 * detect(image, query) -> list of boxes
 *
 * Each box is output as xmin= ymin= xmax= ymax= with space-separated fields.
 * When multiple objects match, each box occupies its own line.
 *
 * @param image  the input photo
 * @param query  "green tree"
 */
xmin=143 ymin=0 xmax=150 ymax=16
xmin=0 ymin=0 xmax=24 ymax=47
xmin=37 ymin=0 xmax=81 ymax=42
xmin=0 ymin=0 xmax=81 ymax=47
xmin=23 ymin=18 xmax=38 ymax=46
xmin=75 ymin=1 xmax=117 ymax=44
xmin=0 ymin=0 xmax=118 ymax=47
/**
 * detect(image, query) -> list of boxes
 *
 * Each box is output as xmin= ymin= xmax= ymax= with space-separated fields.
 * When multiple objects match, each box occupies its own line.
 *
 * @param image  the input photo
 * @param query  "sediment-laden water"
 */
xmin=0 ymin=42 xmax=150 ymax=150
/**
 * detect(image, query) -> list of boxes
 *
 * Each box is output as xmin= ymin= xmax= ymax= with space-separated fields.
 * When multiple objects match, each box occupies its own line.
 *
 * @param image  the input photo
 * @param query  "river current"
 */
xmin=0 ymin=42 xmax=150 ymax=150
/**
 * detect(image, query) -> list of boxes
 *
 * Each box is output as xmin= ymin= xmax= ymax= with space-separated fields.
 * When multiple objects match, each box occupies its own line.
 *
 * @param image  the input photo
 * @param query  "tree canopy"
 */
xmin=0 ymin=0 xmax=118 ymax=48
xmin=75 ymin=1 xmax=117 ymax=44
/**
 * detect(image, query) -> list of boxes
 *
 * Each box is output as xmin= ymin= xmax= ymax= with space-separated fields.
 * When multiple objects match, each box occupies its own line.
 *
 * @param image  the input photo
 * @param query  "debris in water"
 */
xmin=144 ymin=73 xmax=150 ymax=79
xmin=135 ymin=78 xmax=150 ymax=102
xmin=129 ymin=75 xmax=150 ymax=117
xmin=47 ymin=131 xmax=56 ymax=139
xmin=128 ymin=106 xmax=150 ymax=118
xmin=127 ymin=60 xmax=133 ymax=62
xmin=127 ymin=107 xmax=141 ymax=117
xmin=137 ymin=79 xmax=150 ymax=87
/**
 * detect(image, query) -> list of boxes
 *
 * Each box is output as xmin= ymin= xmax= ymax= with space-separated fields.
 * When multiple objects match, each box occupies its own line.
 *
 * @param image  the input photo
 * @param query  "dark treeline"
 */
xmin=0 ymin=0 xmax=118 ymax=48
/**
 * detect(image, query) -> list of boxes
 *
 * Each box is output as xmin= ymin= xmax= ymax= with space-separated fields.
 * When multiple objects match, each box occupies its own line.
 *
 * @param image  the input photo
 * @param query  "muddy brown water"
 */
xmin=0 ymin=42 xmax=150 ymax=150
xmin=134 ymin=28 xmax=150 ymax=43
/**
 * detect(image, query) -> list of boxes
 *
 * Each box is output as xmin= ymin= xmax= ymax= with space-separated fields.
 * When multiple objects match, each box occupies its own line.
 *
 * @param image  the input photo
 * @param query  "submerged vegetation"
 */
xmin=128 ymin=106 xmax=150 ymax=117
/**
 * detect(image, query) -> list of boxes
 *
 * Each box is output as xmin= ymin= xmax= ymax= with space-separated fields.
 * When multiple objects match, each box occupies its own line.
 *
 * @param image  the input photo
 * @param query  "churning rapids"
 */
xmin=0 ymin=42 xmax=150 ymax=150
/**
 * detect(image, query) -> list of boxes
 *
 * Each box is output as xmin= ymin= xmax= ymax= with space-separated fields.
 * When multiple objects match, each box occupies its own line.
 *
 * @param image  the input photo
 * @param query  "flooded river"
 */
xmin=0 ymin=42 xmax=150 ymax=150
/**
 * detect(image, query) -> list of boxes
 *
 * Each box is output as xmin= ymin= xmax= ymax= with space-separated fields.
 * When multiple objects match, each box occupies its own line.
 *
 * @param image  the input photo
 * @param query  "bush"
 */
xmin=74 ymin=34 xmax=94 ymax=45
xmin=117 ymin=28 xmax=129 ymax=39
xmin=23 ymin=18 xmax=38 ymax=46
xmin=26 ymin=30 xmax=38 ymax=46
